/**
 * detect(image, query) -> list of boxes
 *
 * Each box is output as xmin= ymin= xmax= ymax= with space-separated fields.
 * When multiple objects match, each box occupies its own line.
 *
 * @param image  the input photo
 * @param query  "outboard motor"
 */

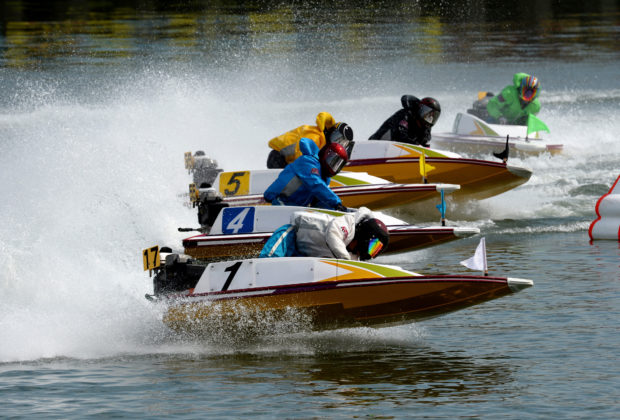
xmin=467 ymin=92 xmax=494 ymax=121
xmin=196 ymin=187 xmax=229 ymax=231
xmin=192 ymin=150 xmax=223 ymax=187
xmin=152 ymin=251 xmax=206 ymax=295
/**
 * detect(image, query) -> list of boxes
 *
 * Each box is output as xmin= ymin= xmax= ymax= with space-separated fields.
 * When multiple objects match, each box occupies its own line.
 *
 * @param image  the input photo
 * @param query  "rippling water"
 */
xmin=1 ymin=1 xmax=619 ymax=418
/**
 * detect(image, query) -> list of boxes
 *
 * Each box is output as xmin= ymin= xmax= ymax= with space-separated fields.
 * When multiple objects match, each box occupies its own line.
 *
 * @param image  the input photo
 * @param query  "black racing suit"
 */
xmin=369 ymin=108 xmax=431 ymax=147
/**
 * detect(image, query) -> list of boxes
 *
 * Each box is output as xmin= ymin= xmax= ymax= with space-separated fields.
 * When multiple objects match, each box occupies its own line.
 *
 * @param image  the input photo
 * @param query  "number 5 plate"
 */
xmin=219 ymin=171 xmax=249 ymax=196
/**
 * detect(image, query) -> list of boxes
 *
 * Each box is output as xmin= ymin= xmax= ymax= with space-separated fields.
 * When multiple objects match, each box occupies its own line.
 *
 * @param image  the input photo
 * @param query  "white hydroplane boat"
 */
xmin=181 ymin=203 xmax=479 ymax=260
xmin=431 ymin=112 xmax=562 ymax=157
xmin=143 ymin=249 xmax=533 ymax=333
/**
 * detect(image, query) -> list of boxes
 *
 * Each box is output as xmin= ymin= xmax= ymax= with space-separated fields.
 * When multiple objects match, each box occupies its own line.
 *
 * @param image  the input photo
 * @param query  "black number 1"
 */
xmin=222 ymin=261 xmax=242 ymax=291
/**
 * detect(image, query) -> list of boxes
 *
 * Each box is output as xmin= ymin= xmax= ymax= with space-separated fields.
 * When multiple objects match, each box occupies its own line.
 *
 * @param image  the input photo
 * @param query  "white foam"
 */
xmin=1 ymin=65 xmax=618 ymax=362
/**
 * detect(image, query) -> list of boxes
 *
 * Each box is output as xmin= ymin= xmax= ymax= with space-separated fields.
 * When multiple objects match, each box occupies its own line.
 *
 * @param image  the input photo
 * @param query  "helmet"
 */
xmin=327 ymin=122 xmax=354 ymax=158
xmin=418 ymin=97 xmax=441 ymax=127
xmin=320 ymin=143 xmax=348 ymax=177
xmin=354 ymin=218 xmax=389 ymax=260
xmin=327 ymin=122 xmax=354 ymax=145
xmin=519 ymin=76 xmax=539 ymax=102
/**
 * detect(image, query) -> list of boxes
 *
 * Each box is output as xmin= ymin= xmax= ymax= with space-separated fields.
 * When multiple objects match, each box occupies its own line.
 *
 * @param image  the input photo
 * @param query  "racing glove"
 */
xmin=334 ymin=203 xmax=348 ymax=213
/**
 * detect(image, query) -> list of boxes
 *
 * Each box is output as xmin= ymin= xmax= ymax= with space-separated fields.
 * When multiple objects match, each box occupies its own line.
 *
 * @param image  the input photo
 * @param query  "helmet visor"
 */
xmin=330 ymin=134 xmax=353 ymax=154
xmin=521 ymin=85 xmax=538 ymax=101
xmin=329 ymin=130 xmax=345 ymax=144
xmin=367 ymin=237 xmax=385 ymax=259
xmin=328 ymin=124 xmax=354 ymax=155
xmin=323 ymin=150 xmax=346 ymax=175
xmin=418 ymin=104 xmax=440 ymax=126
xmin=520 ymin=77 xmax=539 ymax=102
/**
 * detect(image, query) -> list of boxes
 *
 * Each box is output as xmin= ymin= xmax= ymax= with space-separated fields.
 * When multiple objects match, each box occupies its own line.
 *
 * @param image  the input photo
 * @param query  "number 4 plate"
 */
xmin=222 ymin=207 xmax=255 ymax=234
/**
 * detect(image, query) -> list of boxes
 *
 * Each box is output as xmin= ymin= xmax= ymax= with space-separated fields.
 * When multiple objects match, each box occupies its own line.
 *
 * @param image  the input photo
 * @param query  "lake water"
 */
xmin=1 ymin=1 xmax=619 ymax=418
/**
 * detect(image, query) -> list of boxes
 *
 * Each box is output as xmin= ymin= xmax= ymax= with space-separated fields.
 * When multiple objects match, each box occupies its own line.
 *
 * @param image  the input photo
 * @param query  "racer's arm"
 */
xmin=524 ymin=99 xmax=541 ymax=116
xmin=263 ymin=165 xmax=291 ymax=203
xmin=263 ymin=183 xmax=279 ymax=203
xmin=268 ymin=127 xmax=305 ymax=164
xmin=513 ymin=98 xmax=541 ymax=125
xmin=325 ymin=215 xmax=355 ymax=259
xmin=292 ymin=159 xmax=342 ymax=209
xmin=486 ymin=93 xmax=506 ymax=120
xmin=487 ymin=85 xmax=516 ymax=120
xmin=391 ymin=110 xmax=413 ymax=143
xmin=413 ymin=126 xmax=431 ymax=147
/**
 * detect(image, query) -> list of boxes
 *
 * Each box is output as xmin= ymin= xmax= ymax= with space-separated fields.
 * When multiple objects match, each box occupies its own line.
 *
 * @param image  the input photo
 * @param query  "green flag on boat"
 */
xmin=527 ymin=114 xmax=550 ymax=135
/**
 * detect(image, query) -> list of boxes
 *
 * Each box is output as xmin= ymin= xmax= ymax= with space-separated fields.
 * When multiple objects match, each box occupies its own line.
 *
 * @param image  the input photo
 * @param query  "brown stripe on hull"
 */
xmin=163 ymin=277 xmax=514 ymax=332
xmin=345 ymin=157 xmax=530 ymax=200
xmin=336 ymin=186 xmax=439 ymax=209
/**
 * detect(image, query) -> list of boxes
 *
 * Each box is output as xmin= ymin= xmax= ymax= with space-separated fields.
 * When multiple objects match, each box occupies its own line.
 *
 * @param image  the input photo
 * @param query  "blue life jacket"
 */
xmin=259 ymin=224 xmax=298 ymax=258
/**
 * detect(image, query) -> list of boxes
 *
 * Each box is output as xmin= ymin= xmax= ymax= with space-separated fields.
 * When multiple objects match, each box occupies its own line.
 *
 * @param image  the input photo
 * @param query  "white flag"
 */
xmin=460 ymin=237 xmax=487 ymax=272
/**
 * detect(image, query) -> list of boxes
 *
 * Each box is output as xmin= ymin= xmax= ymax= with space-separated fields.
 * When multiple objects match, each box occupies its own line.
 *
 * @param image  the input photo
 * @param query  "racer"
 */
xmin=263 ymin=138 xmax=349 ymax=211
xmin=266 ymin=112 xmax=354 ymax=168
xmin=259 ymin=207 xmax=390 ymax=261
xmin=369 ymin=95 xmax=441 ymax=147
xmin=486 ymin=73 xmax=541 ymax=125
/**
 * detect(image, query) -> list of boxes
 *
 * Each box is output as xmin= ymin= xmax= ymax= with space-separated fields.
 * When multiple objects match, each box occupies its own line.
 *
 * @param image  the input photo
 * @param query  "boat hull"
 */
xmin=163 ymin=275 xmax=529 ymax=332
xmin=345 ymin=156 xmax=531 ymax=200
xmin=182 ymin=226 xmax=479 ymax=259
xmin=197 ymin=168 xmax=457 ymax=211
xmin=221 ymin=183 xmax=457 ymax=211
xmin=431 ymin=132 xmax=563 ymax=157
xmin=431 ymin=112 xmax=563 ymax=157
xmin=333 ymin=183 xmax=453 ymax=209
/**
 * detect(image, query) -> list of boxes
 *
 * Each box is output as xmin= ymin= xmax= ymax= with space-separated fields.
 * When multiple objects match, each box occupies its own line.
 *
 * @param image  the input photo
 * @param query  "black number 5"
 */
xmin=224 ymin=172 xmax=245 ymax=196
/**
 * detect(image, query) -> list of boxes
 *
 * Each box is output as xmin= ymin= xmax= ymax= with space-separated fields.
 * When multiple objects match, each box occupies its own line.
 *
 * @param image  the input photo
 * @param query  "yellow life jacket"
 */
xmin=268 ymin=112 xmax=335 ymax=164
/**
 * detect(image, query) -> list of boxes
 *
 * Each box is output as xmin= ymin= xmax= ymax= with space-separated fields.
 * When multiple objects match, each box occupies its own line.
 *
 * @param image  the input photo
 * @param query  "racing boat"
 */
xmin=589 ymin=175 xmax=620 ymax=241
xmin=142 ymin=249 xmax=533 ymax=333
xmin=185 ymin=154 xmax=460 ymax=210
xmin=343 ymin=141 xmax=532 ymax=201
xmin=182 ymin=204 xmax=479 ymax=260
xmin=431 ymin=112 xmax=563 ymax=157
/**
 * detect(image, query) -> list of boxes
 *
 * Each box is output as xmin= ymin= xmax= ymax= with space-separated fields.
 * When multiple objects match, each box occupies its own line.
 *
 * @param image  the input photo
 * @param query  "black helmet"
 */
xmin=418 ymin=97 xmax=441 ymax=127
xmin=327 ymin=122 xmax=353 ymax=144
xmin=320 ymin=142 xmax=349 ymax=177
xmin=354 ymin=218 xmax=389 ymax=260
xmin=329 ymin=121 xmax=353 ymax=141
